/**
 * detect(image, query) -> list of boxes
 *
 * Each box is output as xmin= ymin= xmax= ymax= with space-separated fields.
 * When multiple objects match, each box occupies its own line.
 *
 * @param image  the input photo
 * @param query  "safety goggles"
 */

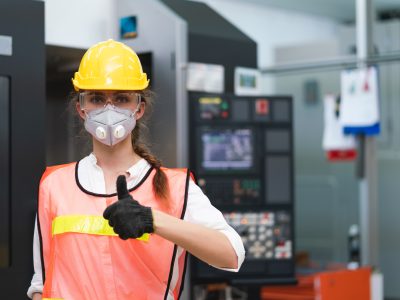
xmin=79 ymin=91 xmax=141 ymax=111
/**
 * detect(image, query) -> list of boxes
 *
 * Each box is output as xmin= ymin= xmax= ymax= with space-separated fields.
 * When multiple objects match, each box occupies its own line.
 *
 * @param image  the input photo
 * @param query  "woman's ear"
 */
xmin=76 ymin=102 xmax=85 ymax=120
xmin=135 ymin=101 xmax=146 ymax=120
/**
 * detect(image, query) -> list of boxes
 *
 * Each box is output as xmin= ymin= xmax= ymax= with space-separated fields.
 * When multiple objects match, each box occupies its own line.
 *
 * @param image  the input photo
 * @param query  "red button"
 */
xmin=256 ymin=99 xmax=269 ymax=115
xmin=221 ymin=111 xmax=229 ymax=118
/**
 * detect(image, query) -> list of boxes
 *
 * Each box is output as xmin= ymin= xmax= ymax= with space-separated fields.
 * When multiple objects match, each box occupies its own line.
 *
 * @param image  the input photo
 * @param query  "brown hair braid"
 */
xmin=132 ymin=142 xmax=170 ymax=201
xmin=132 ymin=89 xmax=170 ymax=201
xmin=130 ymin=103 xmax=170 ymax=201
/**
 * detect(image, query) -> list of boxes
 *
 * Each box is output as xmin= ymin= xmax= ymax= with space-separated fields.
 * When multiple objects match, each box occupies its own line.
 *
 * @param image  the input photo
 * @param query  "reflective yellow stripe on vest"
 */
xmin=52 ymin=215 xmax=149 ymax=241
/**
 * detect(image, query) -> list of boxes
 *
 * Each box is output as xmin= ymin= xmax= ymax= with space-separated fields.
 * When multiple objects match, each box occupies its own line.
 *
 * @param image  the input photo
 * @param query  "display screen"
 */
xmin=201 ymin=128 xmax=253 ymax=171
xmin=240 ymin=74 xmax=256 ymax=88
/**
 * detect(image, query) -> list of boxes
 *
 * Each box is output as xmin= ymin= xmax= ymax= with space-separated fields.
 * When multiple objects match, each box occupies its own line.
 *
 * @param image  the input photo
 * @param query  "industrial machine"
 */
xmin=189 ymin=92 xmax=296 ymax=298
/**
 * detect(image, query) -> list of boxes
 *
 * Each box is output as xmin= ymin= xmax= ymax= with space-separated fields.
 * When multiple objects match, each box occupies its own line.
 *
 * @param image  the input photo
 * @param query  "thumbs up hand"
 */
xmin=103 ymin=175 xmax=154 ymax=240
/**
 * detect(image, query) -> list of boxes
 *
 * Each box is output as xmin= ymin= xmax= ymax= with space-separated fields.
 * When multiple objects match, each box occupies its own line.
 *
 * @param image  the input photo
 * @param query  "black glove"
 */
xmin=103 ymin=175 xmax=154 ymax=240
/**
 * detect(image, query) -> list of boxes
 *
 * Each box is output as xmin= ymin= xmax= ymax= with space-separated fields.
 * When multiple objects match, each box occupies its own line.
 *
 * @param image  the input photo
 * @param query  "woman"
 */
xmin=27 ymin=39 xmax=244 ymax=300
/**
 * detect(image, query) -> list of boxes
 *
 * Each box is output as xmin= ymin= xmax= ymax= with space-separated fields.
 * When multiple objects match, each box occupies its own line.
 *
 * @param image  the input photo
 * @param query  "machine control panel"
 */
xmin=198 ymin=178 xmax=261 ymax=206
xmin=224 ymin=211 xmax=292 ymax=260
xmin=189 ymin=92 xmax=294 ymax=284
xmin=198 ymin=97 xmax=230 ymax=120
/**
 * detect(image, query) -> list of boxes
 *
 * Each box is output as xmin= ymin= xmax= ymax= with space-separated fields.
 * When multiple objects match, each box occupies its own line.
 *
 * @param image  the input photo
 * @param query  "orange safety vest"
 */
xmin=37 ymin=161 xmax=191 ymax=300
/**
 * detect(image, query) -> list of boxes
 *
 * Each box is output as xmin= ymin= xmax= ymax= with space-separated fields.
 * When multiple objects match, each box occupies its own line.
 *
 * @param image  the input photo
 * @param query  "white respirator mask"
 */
xmin=84 ymin=104 xmax=140 ymax=146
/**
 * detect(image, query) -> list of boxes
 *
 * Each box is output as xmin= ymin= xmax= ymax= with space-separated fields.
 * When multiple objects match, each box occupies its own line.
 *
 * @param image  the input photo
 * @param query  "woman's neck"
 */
xmin=92 ymin=137 xmax=142 ymax=173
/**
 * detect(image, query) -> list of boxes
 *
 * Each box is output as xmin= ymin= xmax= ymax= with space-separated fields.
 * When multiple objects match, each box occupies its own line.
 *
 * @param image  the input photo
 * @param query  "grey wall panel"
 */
xmin=275 ymin=40 xmax=339 ymax=64
xmin=295 ymin=174 xmax=358 ymax=264
xmin=378 ymin=159 xmax=400 ymax=298
xmin=378 ymin=28 xmax=400 ymax=300
xmin=296 ymin=177 xmax=336 ymax=262
xmin=274 ymin=67 xmax=359 ymax=265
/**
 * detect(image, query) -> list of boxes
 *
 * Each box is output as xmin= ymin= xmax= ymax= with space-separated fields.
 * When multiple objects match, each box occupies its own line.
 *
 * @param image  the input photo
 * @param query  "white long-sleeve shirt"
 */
xmin=27 ymin=154 xmax=245 ymax=298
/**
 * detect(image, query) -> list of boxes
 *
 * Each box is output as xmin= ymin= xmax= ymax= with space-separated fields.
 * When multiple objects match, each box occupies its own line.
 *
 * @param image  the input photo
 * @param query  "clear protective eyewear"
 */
xmin=79 ymin=91 xmax=141 ymax=111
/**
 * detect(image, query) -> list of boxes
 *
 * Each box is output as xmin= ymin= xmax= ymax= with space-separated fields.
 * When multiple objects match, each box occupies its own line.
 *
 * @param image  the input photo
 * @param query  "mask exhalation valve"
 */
xmin=114 ymin=125 xmax=126 ymax=139
xmin=96 ymin=127 xmax=107 ymax=140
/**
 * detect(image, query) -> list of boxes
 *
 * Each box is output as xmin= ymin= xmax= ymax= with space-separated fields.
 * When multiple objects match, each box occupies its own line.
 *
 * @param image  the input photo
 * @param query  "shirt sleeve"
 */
xmin=183 ymin=180 xmax=245 ymax=272
xmin=27 ymin=177 xmax=52 ymax=299
xmin=27 ymin=217 xmax=43 ymax=299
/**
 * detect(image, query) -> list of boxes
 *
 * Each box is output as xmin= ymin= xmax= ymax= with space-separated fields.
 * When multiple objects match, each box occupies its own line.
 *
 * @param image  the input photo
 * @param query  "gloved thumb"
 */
xmin=116 ymin=175 xmax=129 ymax=200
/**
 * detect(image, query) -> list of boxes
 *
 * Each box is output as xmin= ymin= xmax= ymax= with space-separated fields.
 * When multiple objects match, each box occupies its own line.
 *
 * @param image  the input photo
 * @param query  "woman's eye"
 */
xmin=115 ymin=94 xmax=130 ymax=103
xmin=90 ymin=95 xmax=106 ymax=104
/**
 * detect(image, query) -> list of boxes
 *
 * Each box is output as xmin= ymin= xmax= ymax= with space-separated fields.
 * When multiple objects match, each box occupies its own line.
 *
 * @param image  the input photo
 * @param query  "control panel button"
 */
xmin=223 ymin=211 xmax=292 ymax=260
xmin=255 ymin=99 xmax=269 ymax=115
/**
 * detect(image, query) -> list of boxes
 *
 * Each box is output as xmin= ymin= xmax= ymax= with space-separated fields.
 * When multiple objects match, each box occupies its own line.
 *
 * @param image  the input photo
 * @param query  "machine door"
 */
xmin=0 ymin=2 xmax=45 ymax=298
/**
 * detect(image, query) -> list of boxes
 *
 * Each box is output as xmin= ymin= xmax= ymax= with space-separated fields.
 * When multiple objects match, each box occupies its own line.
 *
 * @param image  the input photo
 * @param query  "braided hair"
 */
xmin=131 ymin=89 xmax=170 ymax=201
xmin=131 ymin=122 xmax=170 ymax=201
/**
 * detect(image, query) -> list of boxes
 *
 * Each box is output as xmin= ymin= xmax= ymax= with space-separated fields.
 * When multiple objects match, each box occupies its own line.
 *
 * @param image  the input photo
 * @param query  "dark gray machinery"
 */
xmin=0 ymin=1 xmax=46 ymax=298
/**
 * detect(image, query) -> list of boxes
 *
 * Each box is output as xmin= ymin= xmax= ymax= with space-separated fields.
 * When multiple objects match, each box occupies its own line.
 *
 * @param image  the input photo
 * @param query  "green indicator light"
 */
xmin=221 ymin=102 xmax=229 ymax=110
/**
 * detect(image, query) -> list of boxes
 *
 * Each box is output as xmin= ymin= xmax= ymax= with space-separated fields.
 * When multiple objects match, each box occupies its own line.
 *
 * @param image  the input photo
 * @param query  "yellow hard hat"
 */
xmin=72 ymin=39 xmax=149 ymax=91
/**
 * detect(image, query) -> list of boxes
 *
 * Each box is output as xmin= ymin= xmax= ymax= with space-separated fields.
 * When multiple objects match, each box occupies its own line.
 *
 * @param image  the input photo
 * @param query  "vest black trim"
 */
xmin=74 ymin=159 xmax=154 ymax=198
xmin=164 ymin=168 xmax=191 ymax=300
xmin=37 ymin=199 xmax=46 ymax=283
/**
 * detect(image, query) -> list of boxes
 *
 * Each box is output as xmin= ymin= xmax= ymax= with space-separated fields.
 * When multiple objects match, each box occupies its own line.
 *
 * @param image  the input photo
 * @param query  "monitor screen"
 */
xmin=201 ymin=128 xmax=253 ymax=171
